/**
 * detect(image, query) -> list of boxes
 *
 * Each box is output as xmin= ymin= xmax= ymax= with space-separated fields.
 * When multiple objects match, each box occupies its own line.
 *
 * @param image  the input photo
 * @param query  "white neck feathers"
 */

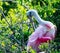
xmin=33 ymin=12 xmax=45 ymax=25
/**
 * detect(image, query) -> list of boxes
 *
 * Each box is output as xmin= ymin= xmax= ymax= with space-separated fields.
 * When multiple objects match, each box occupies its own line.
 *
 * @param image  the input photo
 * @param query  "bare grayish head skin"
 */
xmin=26 ymin=9 xmax=45 ymax=25
xmin=26 ymin=9 xmax=37 ymax=17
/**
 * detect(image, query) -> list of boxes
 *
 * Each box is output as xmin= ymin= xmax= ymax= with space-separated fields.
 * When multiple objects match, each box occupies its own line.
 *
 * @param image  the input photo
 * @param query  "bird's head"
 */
xmin=26 ymin=9 xmax=37 ymax=18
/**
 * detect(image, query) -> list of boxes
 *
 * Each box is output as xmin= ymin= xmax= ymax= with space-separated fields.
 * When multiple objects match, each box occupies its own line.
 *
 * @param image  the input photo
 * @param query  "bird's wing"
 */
xmin=44 ymin=26 xmax=56 ymax=39
xmin=28 ymin=32 xmax=39 ymax=42
xmin=39 ymin=37 xmax=52 ymax=43
xmin=28 ymin=25 xmax=43 ymax=42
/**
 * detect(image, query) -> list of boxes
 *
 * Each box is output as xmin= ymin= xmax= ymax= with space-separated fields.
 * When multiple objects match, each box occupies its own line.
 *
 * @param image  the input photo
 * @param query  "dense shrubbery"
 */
xmin=0 ymin=0 xmax=60 ymax=53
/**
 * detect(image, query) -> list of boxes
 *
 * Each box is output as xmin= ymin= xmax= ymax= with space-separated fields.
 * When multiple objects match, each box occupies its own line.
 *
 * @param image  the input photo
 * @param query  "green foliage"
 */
xmin=29 ymin=41 xmax=60 ymax=53
xmin=0 ymin=0 xmax=60 ymax=53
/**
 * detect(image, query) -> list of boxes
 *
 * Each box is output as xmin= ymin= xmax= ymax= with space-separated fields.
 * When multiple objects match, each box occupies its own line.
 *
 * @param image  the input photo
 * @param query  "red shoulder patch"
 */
xmin=45 ymin=24 xmax=51 ymax=29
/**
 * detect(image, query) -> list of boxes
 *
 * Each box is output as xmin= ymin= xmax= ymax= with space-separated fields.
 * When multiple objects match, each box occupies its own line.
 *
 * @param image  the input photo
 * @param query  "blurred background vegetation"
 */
xmin=0 ymin=0 xmax=60 ymax=53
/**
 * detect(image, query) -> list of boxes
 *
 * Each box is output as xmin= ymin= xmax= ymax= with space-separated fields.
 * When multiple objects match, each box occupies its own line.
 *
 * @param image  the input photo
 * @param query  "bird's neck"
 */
xmin=33 ymin=13 xmax=45 ymax=25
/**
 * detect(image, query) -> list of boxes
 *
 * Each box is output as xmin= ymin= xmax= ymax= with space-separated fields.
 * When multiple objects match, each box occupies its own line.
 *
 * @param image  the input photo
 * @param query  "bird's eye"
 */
xmin=29 ymin=12 xmax=32 ymax=17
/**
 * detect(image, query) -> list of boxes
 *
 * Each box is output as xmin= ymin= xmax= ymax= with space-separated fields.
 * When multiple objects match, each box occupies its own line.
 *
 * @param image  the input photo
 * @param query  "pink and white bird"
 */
xmin=26 ymin=10 xmax=57 ymax=53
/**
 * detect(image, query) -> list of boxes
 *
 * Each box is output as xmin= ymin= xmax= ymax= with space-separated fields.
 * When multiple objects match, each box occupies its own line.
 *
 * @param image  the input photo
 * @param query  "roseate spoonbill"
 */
xmin=26 ymin=10 xmax=57 ymax=53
